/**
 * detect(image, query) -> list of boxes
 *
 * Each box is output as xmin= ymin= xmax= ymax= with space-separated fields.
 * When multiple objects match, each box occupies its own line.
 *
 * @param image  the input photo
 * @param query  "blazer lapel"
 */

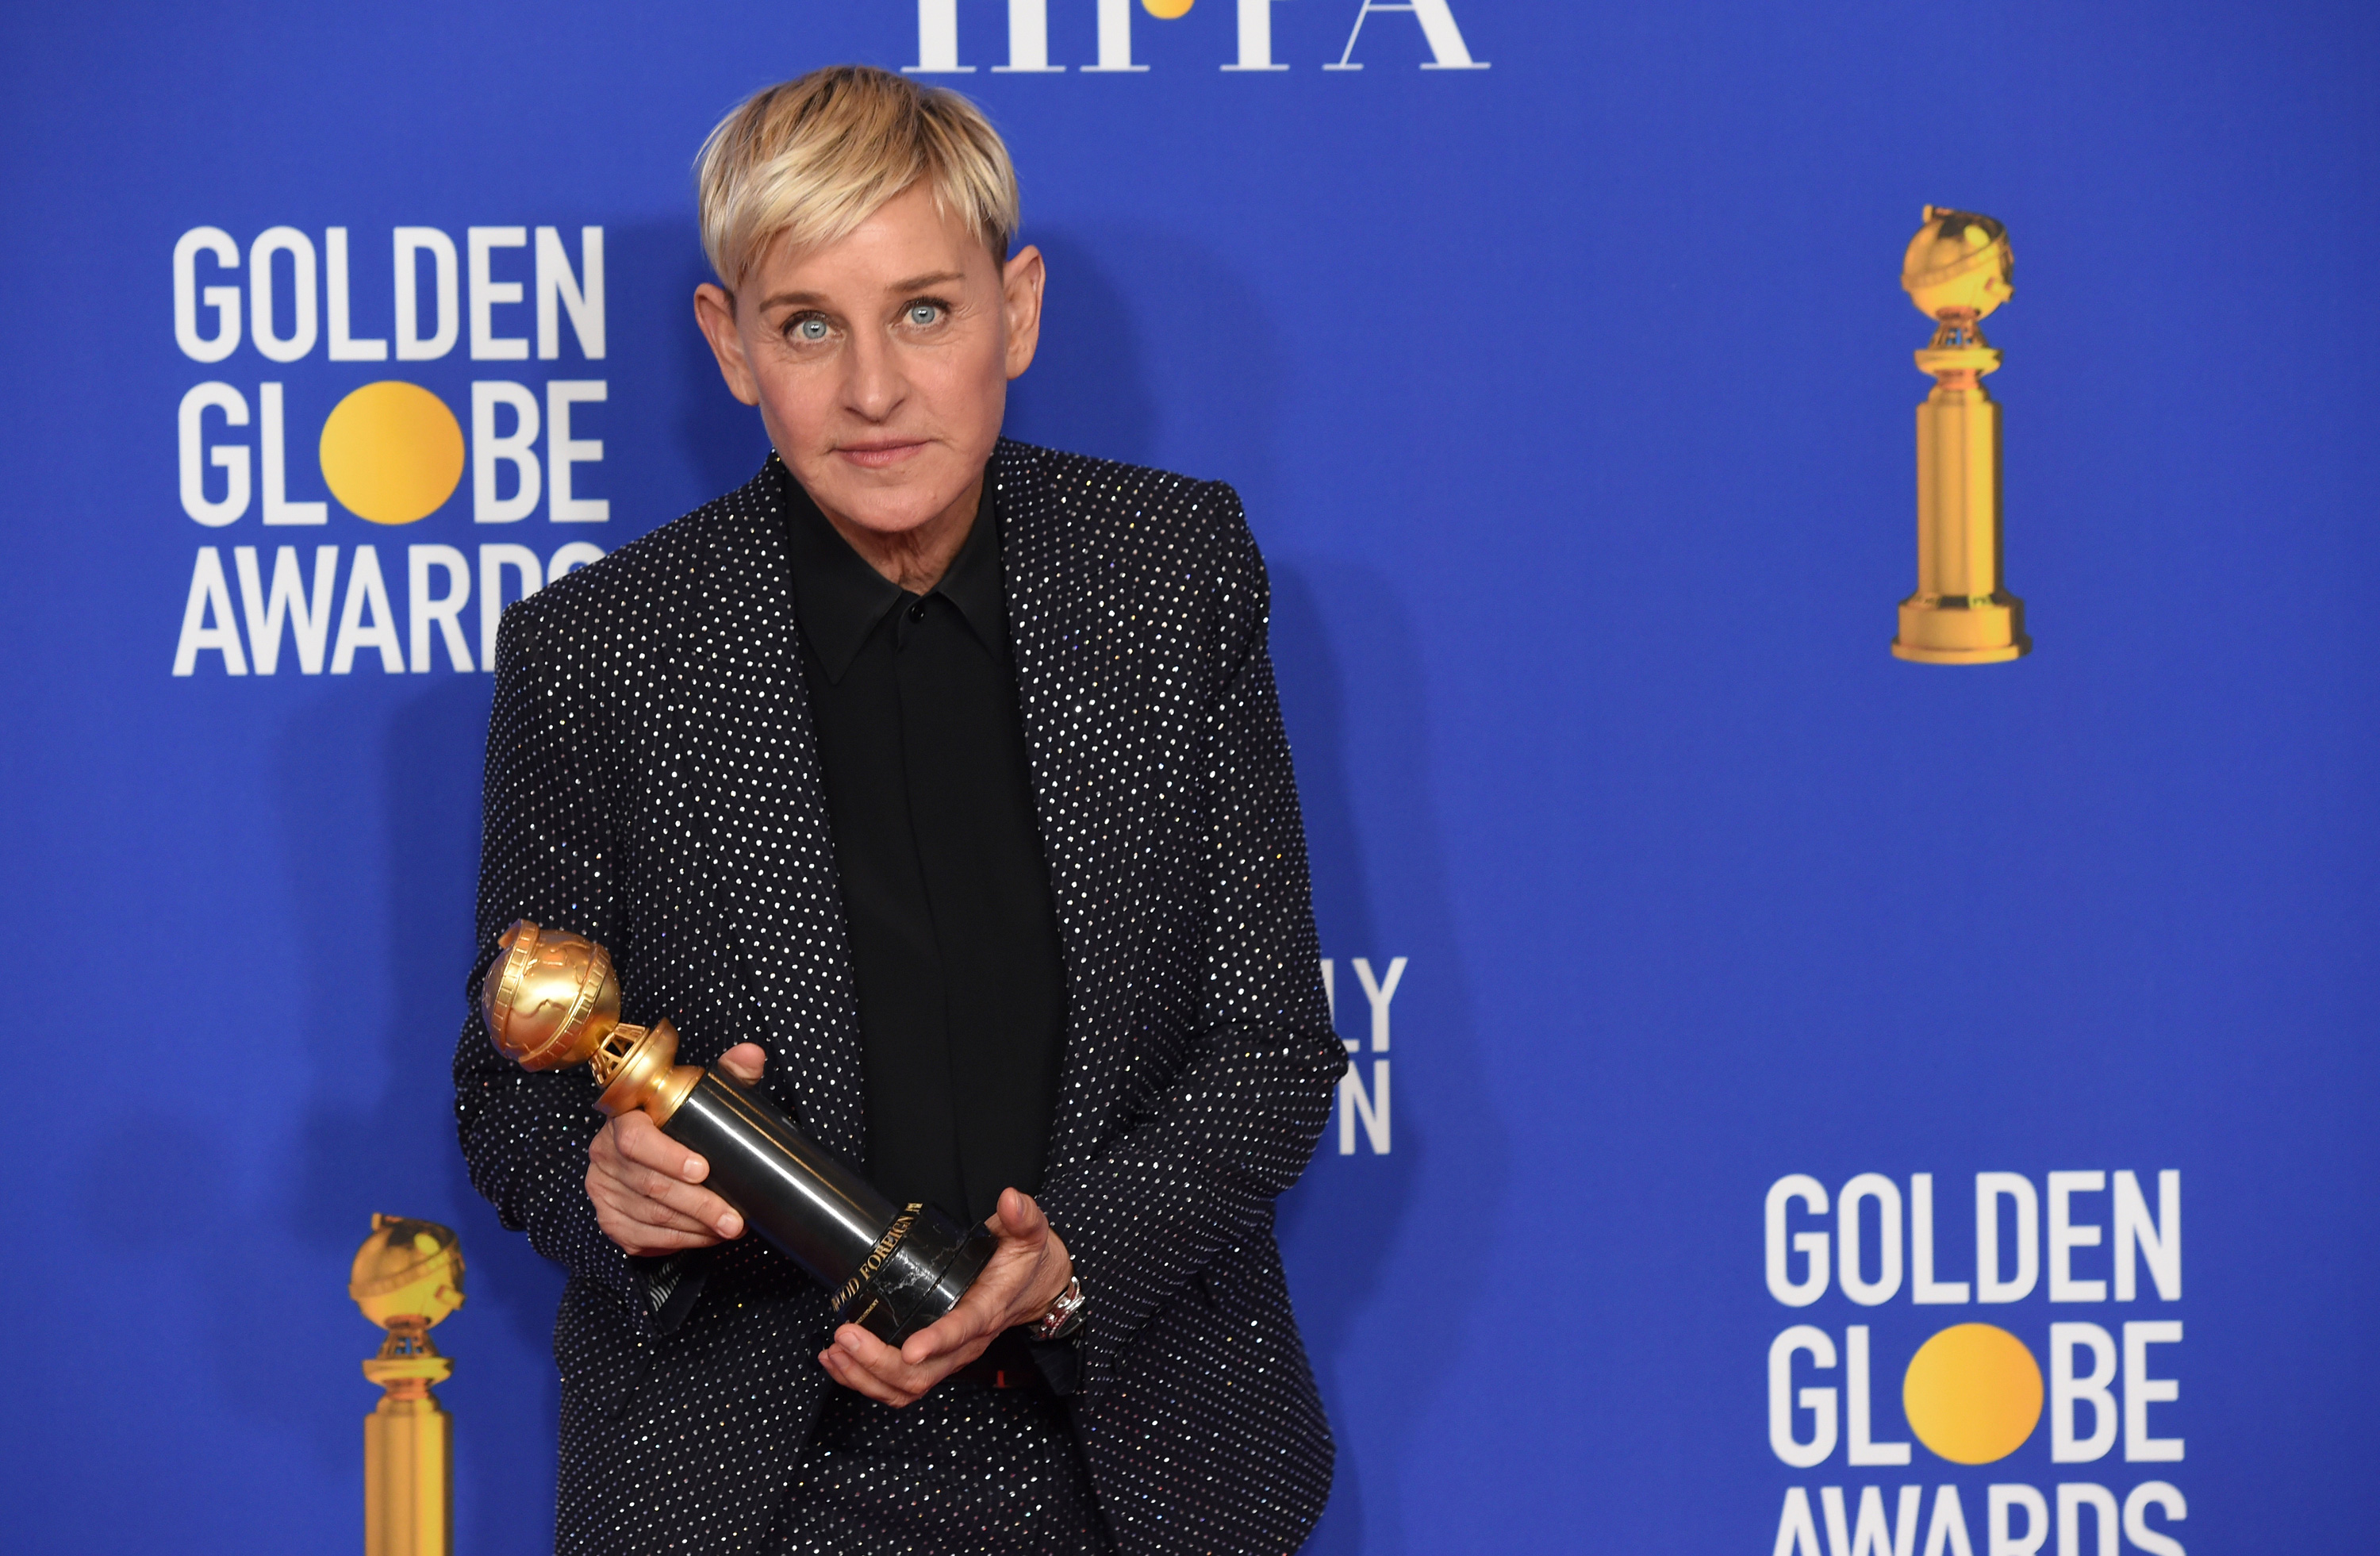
xmin=670 ymin=459 xmax=869 ymax=1167
xmin=995 ymin=440 xmax=1154 ymax=1171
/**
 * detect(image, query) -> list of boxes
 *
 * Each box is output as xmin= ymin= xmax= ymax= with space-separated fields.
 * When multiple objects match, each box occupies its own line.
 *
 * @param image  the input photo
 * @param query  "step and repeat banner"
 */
xmin=5 ymin=2 xmax=2374 ymax=1551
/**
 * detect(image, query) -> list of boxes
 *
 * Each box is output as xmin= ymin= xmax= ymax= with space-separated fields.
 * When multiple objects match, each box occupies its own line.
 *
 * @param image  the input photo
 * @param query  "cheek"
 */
xmin=750 ymin=360 xmax=837 ymax=446
xmin=912 ymin=334 xmax=1010 ymax=432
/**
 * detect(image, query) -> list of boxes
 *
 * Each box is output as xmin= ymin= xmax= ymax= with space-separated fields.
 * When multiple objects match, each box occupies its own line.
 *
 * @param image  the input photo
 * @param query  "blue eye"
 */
xmin=907 ymin=303 xmax=941 ymax=327
xmin=793 ymin=317 xmax=829 ymax=342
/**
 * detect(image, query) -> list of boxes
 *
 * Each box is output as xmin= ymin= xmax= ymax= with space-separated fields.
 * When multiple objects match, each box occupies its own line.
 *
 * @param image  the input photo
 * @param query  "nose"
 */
xmin=842 ymin=326 xmax=908 ymax=425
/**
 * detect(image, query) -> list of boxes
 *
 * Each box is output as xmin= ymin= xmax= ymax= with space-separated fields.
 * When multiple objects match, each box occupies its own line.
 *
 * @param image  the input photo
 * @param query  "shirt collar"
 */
xmin=775 ymin=454 xmax=1008 ymax=682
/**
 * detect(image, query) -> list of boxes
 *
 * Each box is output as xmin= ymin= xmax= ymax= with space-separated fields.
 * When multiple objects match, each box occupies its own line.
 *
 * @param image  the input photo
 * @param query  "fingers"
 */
xmin=608 ymin=1108 xmax=708 ymax=1181
xmin=587 ymin=1114 xmax=746 ymax=1255
xmin=820 ymin=1322 xmax=992 ymax=1408
xmin=896 ymin=1189 xmax=1065 ymax=1367
xmin=716 ymin=1042 xmax=767 ymax=1085
xmin=991 ymin=1185 xmax=1047 ymax=1239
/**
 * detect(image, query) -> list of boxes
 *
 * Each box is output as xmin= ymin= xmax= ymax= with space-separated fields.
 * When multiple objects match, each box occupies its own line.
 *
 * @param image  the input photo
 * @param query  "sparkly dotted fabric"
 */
xmin=454 ymin=440 xmax=1347 ymax=1555
xmin=770 ymin=1382 xmax=1111 ymax=1554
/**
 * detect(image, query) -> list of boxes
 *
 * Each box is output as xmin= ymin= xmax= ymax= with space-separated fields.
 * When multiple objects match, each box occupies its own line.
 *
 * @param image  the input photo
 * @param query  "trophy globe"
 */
xmin=1902 ymin=207 xmax=2013 ymax=332
xmin=351 ymin=1215 xmax=465 ymax=1556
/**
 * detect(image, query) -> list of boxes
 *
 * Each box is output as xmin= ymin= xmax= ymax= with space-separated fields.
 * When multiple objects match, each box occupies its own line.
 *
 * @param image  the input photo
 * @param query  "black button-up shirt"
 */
xmin=779 ymin=464 xmax=1069 ymax=1231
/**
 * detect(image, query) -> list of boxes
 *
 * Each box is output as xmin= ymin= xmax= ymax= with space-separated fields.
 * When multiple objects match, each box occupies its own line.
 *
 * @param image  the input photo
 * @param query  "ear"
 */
xmin=693 ymin=282 xmax=761 ymax=406
xmin=1000 ymin=245 xmax=1045 ymax=382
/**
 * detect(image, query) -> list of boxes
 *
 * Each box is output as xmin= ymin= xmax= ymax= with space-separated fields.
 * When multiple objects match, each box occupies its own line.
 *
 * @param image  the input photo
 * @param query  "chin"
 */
xmin=800 ymin=450 xmax=984 ymax=536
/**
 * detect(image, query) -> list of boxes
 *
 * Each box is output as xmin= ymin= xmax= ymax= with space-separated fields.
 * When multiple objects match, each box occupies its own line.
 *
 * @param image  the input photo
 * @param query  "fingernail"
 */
xmin=682 ymin=1157 xmax=702 ymax=1180
xmin=718 ymin=1214 xmax=743 ymax=1237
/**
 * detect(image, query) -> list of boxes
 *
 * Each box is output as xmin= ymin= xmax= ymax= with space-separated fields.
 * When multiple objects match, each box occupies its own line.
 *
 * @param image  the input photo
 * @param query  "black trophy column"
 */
xmin=657 ymin=1071 xmax=996 ymax=1343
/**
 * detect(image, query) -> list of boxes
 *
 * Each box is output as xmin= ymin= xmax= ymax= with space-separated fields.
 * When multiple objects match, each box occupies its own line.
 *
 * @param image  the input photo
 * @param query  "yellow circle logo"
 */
xmin=318 ymin=381 xmax=465 ymax=524
xmin=1901 ymin=1324 xmax=2043 ymax=1464
xmin=1142 ymin=0 xmax=1193 ymax=16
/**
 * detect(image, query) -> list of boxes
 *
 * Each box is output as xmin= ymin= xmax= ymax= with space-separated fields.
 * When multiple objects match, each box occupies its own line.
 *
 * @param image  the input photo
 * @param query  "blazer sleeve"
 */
xmin=451 ymin=599 xmax=649 ymax=1323
xmin=1030 ymin=485 xmax=1348 ymax=1395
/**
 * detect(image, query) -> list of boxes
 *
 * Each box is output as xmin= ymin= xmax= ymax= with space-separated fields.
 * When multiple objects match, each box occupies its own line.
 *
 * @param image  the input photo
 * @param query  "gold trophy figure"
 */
xmin=351 ymin=1216 xmax=465 ymax=1556
xmin=1894 ymin=206 xmax=2029 ymax=663
xmin=482 ymin=922 xmax=994 ymax=1344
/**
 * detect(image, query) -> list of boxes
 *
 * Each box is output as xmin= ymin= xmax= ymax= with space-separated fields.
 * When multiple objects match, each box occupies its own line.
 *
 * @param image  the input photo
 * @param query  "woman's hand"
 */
xmin=585 ymin=1043 xmax=769 ymax=1255
xmin=817 ymin=1186 xmax=1074 ymax=1407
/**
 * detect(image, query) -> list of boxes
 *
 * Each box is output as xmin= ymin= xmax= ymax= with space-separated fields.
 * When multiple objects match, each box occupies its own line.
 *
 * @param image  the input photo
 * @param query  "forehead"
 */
xmin=747 ymin=184 xmax=996 ymax=303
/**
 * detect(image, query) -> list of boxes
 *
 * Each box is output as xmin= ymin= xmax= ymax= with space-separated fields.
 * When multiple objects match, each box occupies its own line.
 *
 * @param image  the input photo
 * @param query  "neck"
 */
xmin=817 ymin=473 xmax=985 ymax=594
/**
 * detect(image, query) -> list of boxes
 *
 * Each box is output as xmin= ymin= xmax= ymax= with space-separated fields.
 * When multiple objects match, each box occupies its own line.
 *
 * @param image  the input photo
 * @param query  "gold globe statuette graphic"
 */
xmin=481 ymin=920 xmax=995 ymax=1343
xmin=351 ymin=1215 xmax=465 ymax=1556
xmin=1894 ymin=206 xmax=2029 ymax=663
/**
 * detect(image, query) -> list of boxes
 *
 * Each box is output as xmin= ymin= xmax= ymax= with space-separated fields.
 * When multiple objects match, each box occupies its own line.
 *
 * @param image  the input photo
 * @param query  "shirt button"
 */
xmin=908 ymin=601 xmax=927 ymax=622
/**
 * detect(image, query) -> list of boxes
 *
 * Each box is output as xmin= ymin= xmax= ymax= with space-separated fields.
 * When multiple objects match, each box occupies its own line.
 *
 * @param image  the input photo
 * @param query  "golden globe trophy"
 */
xmin=1894 ymin=206 xmax=2030 ymax=663
xmin=480 ymin=920 xmax=994 ymax=1343
xmin=351 ymin=1215 xmax=465 ymax=1556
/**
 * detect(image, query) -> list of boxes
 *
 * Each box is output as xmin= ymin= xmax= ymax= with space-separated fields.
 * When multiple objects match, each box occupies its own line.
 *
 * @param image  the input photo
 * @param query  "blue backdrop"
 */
xmin=5 ymin=2 xmax=2374 ymax=1551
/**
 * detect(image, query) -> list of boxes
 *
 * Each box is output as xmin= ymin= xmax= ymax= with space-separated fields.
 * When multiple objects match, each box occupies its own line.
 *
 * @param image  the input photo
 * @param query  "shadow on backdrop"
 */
xmin=1271 ymin=560 xmax=1503 ymax=1556
xmin=1005 ymin=229 xmax=1161 ymax=468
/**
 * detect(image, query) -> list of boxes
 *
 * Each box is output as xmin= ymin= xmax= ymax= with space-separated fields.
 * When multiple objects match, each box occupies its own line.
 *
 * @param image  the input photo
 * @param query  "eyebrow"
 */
xmin=756 ymin=271 xmax=968 ymax=312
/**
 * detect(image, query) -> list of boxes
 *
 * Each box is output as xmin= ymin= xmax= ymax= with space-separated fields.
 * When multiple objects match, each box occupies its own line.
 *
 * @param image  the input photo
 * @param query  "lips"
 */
xmin=836 ymin=440 xmax=928 ymax=471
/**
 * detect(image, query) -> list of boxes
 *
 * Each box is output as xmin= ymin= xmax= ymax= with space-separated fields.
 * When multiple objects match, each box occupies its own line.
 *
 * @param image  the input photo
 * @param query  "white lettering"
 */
xmin=248 ymin=227 xmax=318 ymax=363
xmin=394 ymin=227 xmax=459 ymax=359
xmin=233 ymin=545 xmax=337 ymax=674
xmin=546 ymin=380 xmax=608 ymax=521
xmin=472 ymin=381 xmax=543 ymax=522
xmin=1821 ymin=1485 xmax=1919 ymax=1556
xmin=1223 ymin=0 xmax=1289 ymax=69
xmin=178 ymin=382 xmax=250 ymax=526
xmin=1766 ymin=1174 xmax=1829 ymax=1307
xmin=479 ymin=544 xmax=543 ymax=670
xmin=1772 ymin=1487 xmax=1822 ymax=1556
xmin=2056 ymin=1484 xmax=2117 ymax=1556
xmin=2047 ymin=1171 xmax=2106 ymax=1302
xmin=1327 ymin=0 xmax=1488 ymax=70
xmin=2048 ymin=1323 xmax=2117 ymax=1463
xmin=1085 ymin=0 xmax=1147 ymax=71
xmin=1922 ymin=1486 xmax=1977 ymax=1556
xmin=325 ymin=227 xmax=388 ymax=361
xmin=1337 ymin=1058 xmax=1388 ymax=1154
xmin=468 ymin=226 xmax=530 ymax=360
xmin=1767 ymin=1325 xmax=1837 ymax=1468
xmin=331 ymin=544 xmax=405 ymax=674
xmin=258 ymin=383 xmax=327 ymax=525
xmin=908 ymin=0 xmax=973 ymax=72
xmin=1351 ymin=955 xmax=1403 ymax=1051
xmin=171 ymin=548 xmax=248 ymax=675
xmin=993 ymin=0 xmax=1063 ymax=71
xmin=174 ymin=227 xmax=241 ymax=362
xmin=1911 ymin=1173 xmax=1969 ymax=1304
xmin=536 ymin=227 xmax=606 ymax=359
xmin=2121 ymin=1482 xmax=2185 ymax=1556
xmin=548 ymin=541 xmax=606 ymax=578
xmin=1839 ymin=1174 xmax=1903 ymax=1306
xmin=1844 ymin=1326 xmax=1911 ymax=1466
xmin=1987 ymin=1485 xmax=2047 ymax=1556
xmin=2113 ymin=1170 xmax=2179 ymax=1301
xmin=2122 ymin=1321 xmax=2182 ymax=1462
xmin=409 ymin=544 xmax=474 ymax=671
xmin=1975 ymin=1173 xmax=2038 ymax=1304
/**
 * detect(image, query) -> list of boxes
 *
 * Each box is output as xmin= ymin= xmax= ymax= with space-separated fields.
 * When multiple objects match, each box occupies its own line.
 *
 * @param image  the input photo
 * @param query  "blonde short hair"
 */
xmin=696 ymin=65 xmax=1020 ymax=294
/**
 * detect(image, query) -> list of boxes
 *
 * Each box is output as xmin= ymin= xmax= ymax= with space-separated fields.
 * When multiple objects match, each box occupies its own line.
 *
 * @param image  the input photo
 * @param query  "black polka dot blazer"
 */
xmin=454 ymin=439 xmax=1346 ymax=1555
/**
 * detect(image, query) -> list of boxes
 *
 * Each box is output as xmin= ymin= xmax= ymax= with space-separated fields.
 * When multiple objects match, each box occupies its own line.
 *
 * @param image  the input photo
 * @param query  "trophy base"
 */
xmin=834 ymin=1203 xmax=998 ymax=1347
xmin=1893 ymin=593 xmax=2029 ymax=665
